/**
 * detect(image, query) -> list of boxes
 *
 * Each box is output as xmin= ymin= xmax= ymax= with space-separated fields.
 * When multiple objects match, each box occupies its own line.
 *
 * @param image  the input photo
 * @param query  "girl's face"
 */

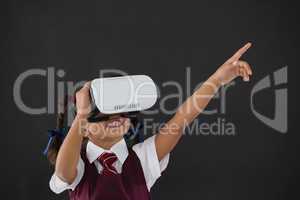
xmin=86 ymin=113 xmax=131 ymax=142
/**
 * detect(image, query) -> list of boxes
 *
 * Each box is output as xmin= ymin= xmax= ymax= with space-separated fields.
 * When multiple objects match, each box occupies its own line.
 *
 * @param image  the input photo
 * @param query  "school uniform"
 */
xmin=49 ymin=135 xmax=170 ymax=200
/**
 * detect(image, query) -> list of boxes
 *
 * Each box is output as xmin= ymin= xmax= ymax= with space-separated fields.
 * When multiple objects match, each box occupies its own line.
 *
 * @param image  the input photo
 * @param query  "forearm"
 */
xmin=175 ymin=74 xmax=221 ymax=127
xmin=55 ymin=116 xmax=85 ymax=183
xmin=155 ymin=75 xmax=221 ymax=160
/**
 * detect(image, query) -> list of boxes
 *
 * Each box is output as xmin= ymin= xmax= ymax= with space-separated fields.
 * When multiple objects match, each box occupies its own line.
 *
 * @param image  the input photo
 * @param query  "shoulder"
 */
xmin=131 ymin=135 xmax=170 ymax=191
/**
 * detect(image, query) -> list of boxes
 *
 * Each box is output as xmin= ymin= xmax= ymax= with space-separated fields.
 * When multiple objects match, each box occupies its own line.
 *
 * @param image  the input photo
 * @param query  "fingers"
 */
xmin=238 ymin=60 xmax=252 ymax=75
xmin=75 ymin=81 xmax=92 ymax=116
xmin=226 ymin=42 xmax=252 ymax=64
xmin=241 ymin=68 xmax=249 ymax=81
xmin=83 ymin=81 xmax=91 ymax=90
xmin=234 ymin=60 xmax=253 ymax=82
xmin=77 ymin=81 xmax=91 ymax=96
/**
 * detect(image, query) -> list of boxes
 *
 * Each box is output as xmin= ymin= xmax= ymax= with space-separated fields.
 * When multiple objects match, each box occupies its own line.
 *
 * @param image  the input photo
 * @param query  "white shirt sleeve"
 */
xmin=132 ymin=135 xmax=170 ymax=191
xmin=49 ymin=157 xmax=85 ymax=194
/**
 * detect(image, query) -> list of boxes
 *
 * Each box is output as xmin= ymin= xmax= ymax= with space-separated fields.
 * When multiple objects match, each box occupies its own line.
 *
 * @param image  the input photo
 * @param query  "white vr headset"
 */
xmin=90 ymin=75 xmax=158 ymax=115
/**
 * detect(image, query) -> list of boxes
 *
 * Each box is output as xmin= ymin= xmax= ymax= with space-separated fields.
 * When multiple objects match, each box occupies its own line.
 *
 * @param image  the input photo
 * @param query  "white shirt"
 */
xmin=49 ymin=135 xmax=170 ymax=194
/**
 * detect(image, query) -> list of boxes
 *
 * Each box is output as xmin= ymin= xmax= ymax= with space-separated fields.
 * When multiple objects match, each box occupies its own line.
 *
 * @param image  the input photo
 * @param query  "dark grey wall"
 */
xmin=1 ymin=0 xmax=299 ymax=200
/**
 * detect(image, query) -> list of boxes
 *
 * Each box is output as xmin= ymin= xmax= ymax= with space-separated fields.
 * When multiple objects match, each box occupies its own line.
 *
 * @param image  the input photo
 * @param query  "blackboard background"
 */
xmin=1 ymin=0 xmax=299 ymax=199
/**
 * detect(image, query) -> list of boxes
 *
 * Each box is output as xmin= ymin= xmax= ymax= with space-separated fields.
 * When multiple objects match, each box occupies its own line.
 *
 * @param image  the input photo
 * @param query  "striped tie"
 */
xmin=97 ymin=152 xmax=118 ymax=175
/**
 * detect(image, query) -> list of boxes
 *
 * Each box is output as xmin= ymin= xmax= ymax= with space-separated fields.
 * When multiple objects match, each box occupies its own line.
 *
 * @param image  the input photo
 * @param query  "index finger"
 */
xmin=226 ymin=42 xmax=252 ymax=63
xmin=83 ymin=81 xmax=91 ymax=89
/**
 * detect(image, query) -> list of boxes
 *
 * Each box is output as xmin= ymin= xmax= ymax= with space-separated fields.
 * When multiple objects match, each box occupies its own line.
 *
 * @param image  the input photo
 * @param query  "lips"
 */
xmin=105 ymin=117 xmax=126 ymax=128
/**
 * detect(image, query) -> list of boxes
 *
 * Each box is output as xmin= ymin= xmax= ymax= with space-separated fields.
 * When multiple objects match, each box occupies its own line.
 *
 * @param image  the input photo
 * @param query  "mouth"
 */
xmin=105 ymin=117 xmax=127 ymax=129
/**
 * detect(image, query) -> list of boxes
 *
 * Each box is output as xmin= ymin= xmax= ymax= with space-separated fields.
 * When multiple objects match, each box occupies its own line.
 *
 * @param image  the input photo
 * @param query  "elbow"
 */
xmin=54 ymin=166 xmax=77 ymax=185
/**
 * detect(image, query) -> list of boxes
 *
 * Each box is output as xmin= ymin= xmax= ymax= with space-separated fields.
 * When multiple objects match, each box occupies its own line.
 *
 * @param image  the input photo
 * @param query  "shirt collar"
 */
xmin=86 ymin=139 xmax=128 ymax=165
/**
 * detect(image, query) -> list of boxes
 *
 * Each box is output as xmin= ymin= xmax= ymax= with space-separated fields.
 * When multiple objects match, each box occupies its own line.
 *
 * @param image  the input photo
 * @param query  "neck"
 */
xmin=90 ymin=136 xmax=124 ymax=150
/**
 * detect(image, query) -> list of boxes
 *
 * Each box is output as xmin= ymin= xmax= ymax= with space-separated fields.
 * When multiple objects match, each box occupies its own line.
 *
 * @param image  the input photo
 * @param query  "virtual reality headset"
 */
xmin=87 ymin=75 xmax=158 ymax=122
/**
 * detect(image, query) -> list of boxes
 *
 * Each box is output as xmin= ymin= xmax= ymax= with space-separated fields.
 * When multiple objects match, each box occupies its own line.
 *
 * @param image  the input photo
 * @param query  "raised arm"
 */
xmin=155 ymin=43 xmax=253 ymax=160
xmin=54 ymin=82 xmax=91 ymax=184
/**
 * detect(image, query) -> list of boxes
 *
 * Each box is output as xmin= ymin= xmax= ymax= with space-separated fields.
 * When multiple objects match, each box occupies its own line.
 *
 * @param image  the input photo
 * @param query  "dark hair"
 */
xmin=46 ymin=96 xmax=69 ymax=166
